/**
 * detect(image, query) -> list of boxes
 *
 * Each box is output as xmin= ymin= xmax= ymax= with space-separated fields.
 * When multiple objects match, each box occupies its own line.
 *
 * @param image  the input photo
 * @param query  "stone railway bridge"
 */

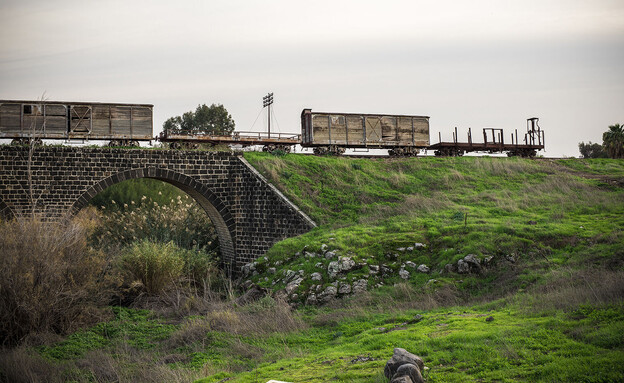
xmin=0 ymin=146 xmax=316 ymax=273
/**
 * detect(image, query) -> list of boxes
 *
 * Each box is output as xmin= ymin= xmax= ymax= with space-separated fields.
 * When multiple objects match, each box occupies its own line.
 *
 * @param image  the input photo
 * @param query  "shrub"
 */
xmin=92 ymin=194 xmax=218 ymax=254
xmin=120 ymin=240 xmax=186 ymax=295
xmin=0 ymin=216 xmax=111 ymax=346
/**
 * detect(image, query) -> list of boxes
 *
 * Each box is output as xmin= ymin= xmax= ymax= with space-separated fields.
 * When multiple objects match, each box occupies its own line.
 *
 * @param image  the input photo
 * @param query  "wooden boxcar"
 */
xmin=300 ymin=109 xmax=429 ymax=155
xmin=0 ymin=100 xmax=153 ymax=145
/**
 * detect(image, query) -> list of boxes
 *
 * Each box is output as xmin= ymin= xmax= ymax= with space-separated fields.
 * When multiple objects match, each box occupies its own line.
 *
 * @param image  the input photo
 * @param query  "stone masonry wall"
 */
xmin=0 ymin=146 xmax=315 ymax=273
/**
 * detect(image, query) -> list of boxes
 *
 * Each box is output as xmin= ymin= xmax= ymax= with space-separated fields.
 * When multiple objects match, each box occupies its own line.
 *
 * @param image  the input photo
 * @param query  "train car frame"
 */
xmin=0 ymin=100 xmax=153 ymax=145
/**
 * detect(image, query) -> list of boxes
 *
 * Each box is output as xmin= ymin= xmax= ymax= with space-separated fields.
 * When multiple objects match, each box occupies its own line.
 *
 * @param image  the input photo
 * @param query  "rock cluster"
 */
xmin=241 ymin=242 xmax=430 ymax=305
xmin=384 ymin=348 xmax=426 ymax=383
xmin=443 ymin=253 xmax=495 ymax=274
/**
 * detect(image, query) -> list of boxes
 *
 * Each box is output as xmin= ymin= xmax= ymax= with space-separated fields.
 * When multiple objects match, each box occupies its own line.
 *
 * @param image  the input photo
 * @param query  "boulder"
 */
xmin=284 ymin=269 xmax=297 ymax=281
xmin=317 ymin=285 xmax=338 ymax=304
xmin=417 ymin=264 xmax=430 ymax=273
xmin=405 ymin=261 xmax=417 ymax=269
xmin=399 ymin=269 xmax=410 ymax=280
xmin=285 ymin=277 xmax=303 ymax=295
xmin=325 ymin=250 xmax=337 ymax=259
xmin=390 ymin=377 xmax=412 ymax=383
xmin=352 ymin=279 xmax=368 ymax=293
xmin=463 ymin=254 xmax=482 ymax=273
xmin=338 ymin=282 xmax=352 ymax=295
xmin=393 ymin=363 xmax=424 ymax=383
xmin=311 ymin=272 xmax=322 ymax=281
xmin=305 ymin=293 xmax=318 ymax=305
xmin=384 ymin=348 xmax=424 ymax=378
xmin=456 ymin=259 xmax=470 ymax=274
xmin=327 ymin=257 xmax=356 ymax=278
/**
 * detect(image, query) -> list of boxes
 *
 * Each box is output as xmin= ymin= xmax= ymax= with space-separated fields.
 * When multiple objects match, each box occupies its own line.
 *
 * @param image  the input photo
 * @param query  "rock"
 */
xmin=327 ymin=256 xmax=356 ymax=278
xmin=483 ymin=255 xmax=494 ymax=265
xmin=369 ymin=265 xmax=380 ymax=274
xmin=317 ymin=285 xmax=338 ymax=303
xmin=384 ymin=348 xmax=425 ymax=379
xmin=381 ymin=265 xmax=392 ymax=276
xmin=338 ymin=282 xmax=352 ymax=294
xmin=305 ymin=293 xmax=318 ymax=305
xmin=311 ymin=272 xmax=322 ymax=281
xmin=298 ymin=269 xmax=305 ymax=275
xmin=485 ymin=316 xmax=494 ymax=322
xmin=393 ymin=363 xmax=424 ymax=383
xmin=407 ymin=314 xmax=424 ymax=324
xmin=390 ymin=376 xmax=413 ymax=383
xmin=399 ymin=268 xmax=410 ymax=280
xmin=284 ymin=269 xmax=296 ymax=281
xmin=285 ymin=277 xmax=303 ymax=295
xmin=325 ymin=250 xmax=337 ymax=259
xmin=463 ymin=254 xmax=481 ymax=273
xmin=268 ymin=267 xmax=276 ymax=274
xmin=321 ymin=244 xmax=328 ymax=252
xmin=414 ymin=243 xmax=426 ymax=249
xmin=352 ymin=279 xmax=368 ymax=293
xmin=417 ymin=264 xmax=430 ymax=273
xmin=305 ymin=251 xmax=317 ymax=258
xmin=405 ymin=261 xmax=417 ymax=269
xmin=444 ymin=263 xmax=456 ymax=273
xmin=314 ymin=262 xmax=323 ymax=269
xmin=506 ymin=254 xmax=516 ymax=263
xmin=406 ymin=246 xmax=414 ymax=252
xmin=456 ymin=259 xmax=470 ymax=274
xmin=397 ymin=247 xmax=406 ymax=252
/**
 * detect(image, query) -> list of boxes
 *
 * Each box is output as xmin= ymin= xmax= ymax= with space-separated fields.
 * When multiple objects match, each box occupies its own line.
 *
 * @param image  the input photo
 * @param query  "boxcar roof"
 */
xmin=304 ymin=109 xmax=429 ymax=119
xmin=0 ymin=100 xmax=153 ymax=107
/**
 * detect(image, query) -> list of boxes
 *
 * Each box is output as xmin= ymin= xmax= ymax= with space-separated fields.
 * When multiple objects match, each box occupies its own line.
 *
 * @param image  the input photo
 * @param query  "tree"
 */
xmin=163 ymin=104 xmax=235 ymax=135
xmin=578 ymin=141 xmax=607 ymax=158
xmin=602 ymin=123 xmax=624 ymax=159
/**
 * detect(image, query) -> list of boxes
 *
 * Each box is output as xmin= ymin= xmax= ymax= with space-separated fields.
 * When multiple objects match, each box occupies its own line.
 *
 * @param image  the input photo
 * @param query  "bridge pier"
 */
xmin=0 ymin=146 xmax=315 ymax=273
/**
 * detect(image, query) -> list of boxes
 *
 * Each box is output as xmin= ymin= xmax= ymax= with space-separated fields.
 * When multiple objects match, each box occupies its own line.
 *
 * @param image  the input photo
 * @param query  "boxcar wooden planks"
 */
xmin=0 ymin=100 xmax=153 ymax=141
xmin=301 ymin=109 xmax=429 ymax=149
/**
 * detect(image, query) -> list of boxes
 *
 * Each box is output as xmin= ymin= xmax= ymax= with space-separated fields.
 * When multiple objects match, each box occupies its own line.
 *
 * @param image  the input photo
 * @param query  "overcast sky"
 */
xmin=1 ymin=0 xmax=622 ymax=156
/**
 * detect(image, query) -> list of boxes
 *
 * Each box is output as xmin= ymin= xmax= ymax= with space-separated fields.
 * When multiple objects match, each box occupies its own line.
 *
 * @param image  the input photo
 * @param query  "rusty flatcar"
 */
xmin=300 ymin=109 xmax=429 ymax=155
xmin=0 ymin=100 xmax=153 ymax=146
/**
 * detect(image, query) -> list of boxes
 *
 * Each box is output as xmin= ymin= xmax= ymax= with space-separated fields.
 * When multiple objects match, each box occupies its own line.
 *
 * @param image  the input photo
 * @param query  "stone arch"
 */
xmin=69 ymin=167 xmax=236 ymax=270
xmin=0 ymin=197 xmax=15 ymax=221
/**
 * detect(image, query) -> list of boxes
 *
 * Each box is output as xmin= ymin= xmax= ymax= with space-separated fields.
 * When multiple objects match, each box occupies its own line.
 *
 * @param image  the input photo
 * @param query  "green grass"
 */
xmin=243 ymin=153 xmax=624 ymax=303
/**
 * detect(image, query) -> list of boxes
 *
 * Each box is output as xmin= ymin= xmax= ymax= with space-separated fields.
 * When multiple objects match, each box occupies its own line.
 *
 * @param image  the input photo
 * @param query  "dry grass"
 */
xmin=0 ymin=346 xmax=65 ymax=383
xmin=523 ymin=267 xmax=624 ymax=313
xmin=0 ymin=216 xmax=113 ymax=346
xmin=313 ymin=282 xmax=461 ymax=327
xmin=202 ymin=297 xmax=305 ymax=336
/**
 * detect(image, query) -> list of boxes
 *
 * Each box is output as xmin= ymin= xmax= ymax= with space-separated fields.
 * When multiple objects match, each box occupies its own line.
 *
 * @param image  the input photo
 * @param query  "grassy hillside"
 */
xmin=2 ymin=154 xmax=622 ymax=382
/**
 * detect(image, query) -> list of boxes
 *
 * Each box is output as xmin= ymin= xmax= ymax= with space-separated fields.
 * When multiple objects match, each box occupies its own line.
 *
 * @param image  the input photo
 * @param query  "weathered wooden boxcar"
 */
xmin=0 ymin=100 xmax=153 ymax=145
xmin=300 ymin=109 xmax=429 ymax=155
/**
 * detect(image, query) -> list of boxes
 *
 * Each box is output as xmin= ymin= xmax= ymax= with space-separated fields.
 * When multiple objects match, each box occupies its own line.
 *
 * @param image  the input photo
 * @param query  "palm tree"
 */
xmin=602 ymin=123 xmax=624 ymax=158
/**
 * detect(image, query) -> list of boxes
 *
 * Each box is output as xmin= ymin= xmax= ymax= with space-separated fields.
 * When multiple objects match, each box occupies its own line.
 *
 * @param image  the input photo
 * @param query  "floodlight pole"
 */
xmin=263 ymin=92 xmax=273 ymax=138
